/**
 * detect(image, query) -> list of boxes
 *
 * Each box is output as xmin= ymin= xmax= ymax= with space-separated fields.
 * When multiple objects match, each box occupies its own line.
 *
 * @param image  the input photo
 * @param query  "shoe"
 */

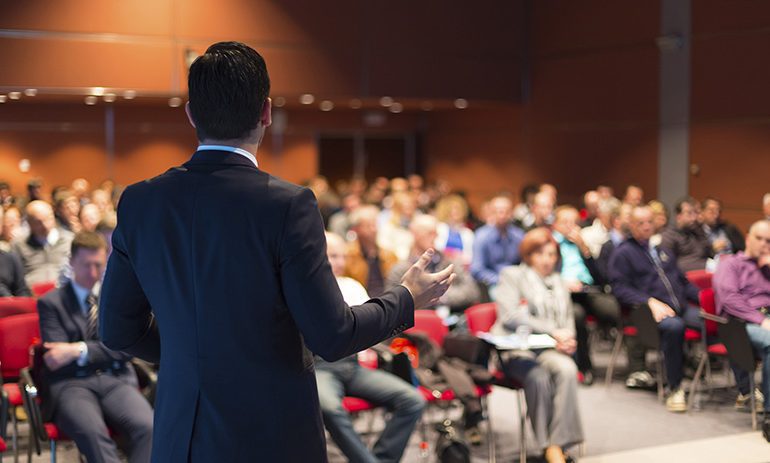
xmin=763 ymin=418 xmax=770 ymax=443
xmin=666 ymin=388 xmax=687 ymax=413
xmin=735 ymin=388 xmax=765 ymax=410
xmin=578 ymin=370 xmax=594 ymax=386
xmin=625 ymin=370 xmax=656 ymax=389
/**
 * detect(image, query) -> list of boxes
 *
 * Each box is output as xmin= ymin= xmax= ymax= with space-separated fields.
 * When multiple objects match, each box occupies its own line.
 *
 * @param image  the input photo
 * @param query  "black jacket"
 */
xmin=99 ymin=150 xmax=415 ymax=463
xmin=0 ymin=250 xmax=30 ymax=297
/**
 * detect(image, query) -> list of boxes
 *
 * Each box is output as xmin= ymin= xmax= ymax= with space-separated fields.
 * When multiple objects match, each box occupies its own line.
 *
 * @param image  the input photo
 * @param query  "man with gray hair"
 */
xmin=12 ymin=200 xmax=73 ymax=285
xmin=581 ymin=197 xmax=622 ymax=259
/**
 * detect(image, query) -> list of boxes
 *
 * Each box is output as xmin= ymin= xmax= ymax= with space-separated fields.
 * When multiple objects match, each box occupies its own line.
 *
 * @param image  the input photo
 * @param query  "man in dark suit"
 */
xmin=99 ymin=41 xmax=453 ymax=463
xmin=38 ymin=231 xmax=153 ymax=463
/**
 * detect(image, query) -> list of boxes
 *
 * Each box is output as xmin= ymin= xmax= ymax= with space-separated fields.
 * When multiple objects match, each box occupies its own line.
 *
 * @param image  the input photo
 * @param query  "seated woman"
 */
xmin=491 ymin=227 xmax=584 ymax=463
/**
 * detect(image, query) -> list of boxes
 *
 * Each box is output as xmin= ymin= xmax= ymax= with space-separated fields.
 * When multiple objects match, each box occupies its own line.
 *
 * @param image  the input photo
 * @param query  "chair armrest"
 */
xmin=699 ymin=310 xmax=727 ymax=324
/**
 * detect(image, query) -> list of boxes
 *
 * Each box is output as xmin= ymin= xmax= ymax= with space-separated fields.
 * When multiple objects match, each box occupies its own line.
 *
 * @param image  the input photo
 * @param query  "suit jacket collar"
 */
xmin=184 ymin=149 xmax=258 ymax=170
xmin=62 ymin=281 xmax=88 ymax=339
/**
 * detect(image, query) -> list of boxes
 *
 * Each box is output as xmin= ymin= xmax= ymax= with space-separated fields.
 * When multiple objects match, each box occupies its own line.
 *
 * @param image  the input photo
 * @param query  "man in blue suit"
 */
xmin=99 ymin=41 xmax=453 ymax=462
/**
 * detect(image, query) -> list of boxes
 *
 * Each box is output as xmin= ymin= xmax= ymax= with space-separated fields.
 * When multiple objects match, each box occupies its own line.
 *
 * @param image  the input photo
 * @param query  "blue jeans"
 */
xmin=745 ymin=321 xmax=770 ymax=412
xmin=315 ymin=357 xmax=425 ymax=463
xmin=658 ymin=304 xmax=702 ymax=390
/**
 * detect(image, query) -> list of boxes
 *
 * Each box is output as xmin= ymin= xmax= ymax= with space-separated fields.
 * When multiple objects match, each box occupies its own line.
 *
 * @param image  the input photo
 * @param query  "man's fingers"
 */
xmin=430 ymin=263 xmax=454 ymax=282
xmin=412 ymin=249 xmax=435 ymax=272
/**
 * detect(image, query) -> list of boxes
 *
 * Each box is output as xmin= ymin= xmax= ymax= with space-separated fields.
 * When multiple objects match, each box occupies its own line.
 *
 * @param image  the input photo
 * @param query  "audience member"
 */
xmin=513 ymin=183 xmax=540 ymax=229
xmin=345 ymin=205 xmax=398 ymax=297
xmin=53 ymin=189 xmax=82 ymax=233
xmin=0 ymin=181 xmax=14 ymax=208
xmin=471 ymin=196 xmax=525 ymax=292
xmin=0 ymin=207 xmax=31 ymax=296
xmin=581 ymin=197 xmax=620 ymax=259
xmin=596 ymin=185 xmax=614 ymax=201
xmin=387 ymin=215 xmax=478 ymax=312
xmin=1 ymin=205 xmax=24 ymax=251
xmin=713 ymin=219 xmax=770 ymax=440
xmin=71 ymin=178 xmax=90 ymax=206
xmin=609 ymin=206 xmax=702 ymax=412
xmin=647 ymin=200 xmax=669 ymax=247
xmin=623 ymin=185 xmax=644 ymax=207
xmin=539 ymin=183 xmax=558 ymax=205
xmin=38 ymin=231 xmax=153 ymax=462
xmin=661 ymin=197 xmax=713 ymax=272
xmin=580 ymin=190 xmax=600 ymax=227
xmin=317 ymin=232 xmax=425 ymax=463
xmin=79 ymin=203 xmax=102 ymax=233
xmin=551 ymin=206 xmax=621 ymax=384
xmin=327 ymin=193 xmax=361 ymax=238
xmin=518 ymin=191 xmax=555 ymax=231
xmin=491 ymin=228 xmax=584 ymax=463
xmin=90 ymin=189 xmax=115 ymax=217
xmin=700 ymin=197 xmax=745 ymax=256
xmin=12 ymin=200 xmax=73 ymax=286
xmin=434 ymin=194 xmax=475 ymax=266
xmin=378 ymin=191 xmax=419 ymax=260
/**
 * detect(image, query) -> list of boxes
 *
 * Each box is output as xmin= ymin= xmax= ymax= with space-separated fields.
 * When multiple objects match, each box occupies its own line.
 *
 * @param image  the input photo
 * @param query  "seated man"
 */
xmin=387 ymin=214 xmax=479 ymax=313
xmin=700 ymin=197 xmax=745 ymax=256
xmin=713 ymin=220 xmax=770 ymax=441
xmin=661 ymin=197 xmax=713 ymax=272
xmin=471 ymin=195 xmax=526 ymax=293
xmin=0 ymin=206 xmax=31 ymax=296
xmin=552 ymin=206 xmax=621 ymax=384
xmin=12 ymin=200 xmax=73 ymax=286
xmin=344 ymin=205 xmax=399 ymax=297
xmin=317 ymin=232 xmax=425 ymax=463
xmin=38 ymin=232 xmax=153 ymax=462
xmin=609 ymin=206 xmax=702 ymax=412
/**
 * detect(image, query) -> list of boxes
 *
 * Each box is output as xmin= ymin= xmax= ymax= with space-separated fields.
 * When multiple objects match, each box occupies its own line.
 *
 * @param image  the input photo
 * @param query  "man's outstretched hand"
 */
xmin=400 ymin=249 xmax=456 ymax=309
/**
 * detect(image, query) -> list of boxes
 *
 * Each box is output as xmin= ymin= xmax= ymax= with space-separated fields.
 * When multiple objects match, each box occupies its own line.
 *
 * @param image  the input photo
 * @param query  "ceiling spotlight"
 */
xmin=168 ymin=97 xmax=182 ymax=108
xmin=103 ymin=93 xmax=116 ymax=103
xmin=319 ymin=100 xmax=334 ymax=112
xmin=349 ymin=99 xmax=362 ymax=109
xmin=299 ymin=93 xmax=315 ymax=105
xmin=454 ymin=98 xmax=469 ymax=109
xmin=24 ymin=89 xmax=37 ymax=97
xmin=379 ymin=96 xmax=394 ymax=107
xmin=84 ymin=96 xmax=98 ymax=105
xmin=389 ymin=102 xmax=404 ymax=113
xmin=273 ymin=96 xmax=286 ymax=107
xmin=8 ymin=92 xmax=21 ymax=100
xmin=90 ymin=87 xmax=105 ymax=96
xmin=18 ymin=159 xmax=31 ymax=173
xmin=0 ymin=95 xmax=6 ymax=103
xmin=123 ymin=90 xmax=137 ymax=100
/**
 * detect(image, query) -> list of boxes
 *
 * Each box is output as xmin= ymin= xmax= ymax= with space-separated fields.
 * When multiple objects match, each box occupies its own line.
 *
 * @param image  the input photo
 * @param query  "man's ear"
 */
xmin=260 ymin=98 xmax=272 ymax=128
xmin=185 ymin=101 xmax=197 ymax=128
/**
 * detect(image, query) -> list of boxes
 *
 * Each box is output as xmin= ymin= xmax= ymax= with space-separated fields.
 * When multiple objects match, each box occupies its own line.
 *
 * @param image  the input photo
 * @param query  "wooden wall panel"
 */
xmin=693 ymin=0 xmax=770 ymax=35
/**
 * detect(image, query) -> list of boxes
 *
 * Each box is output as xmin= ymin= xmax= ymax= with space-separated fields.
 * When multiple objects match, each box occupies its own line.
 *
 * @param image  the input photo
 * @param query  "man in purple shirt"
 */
xmin=713 ymin=219 xmax=770 ymax=441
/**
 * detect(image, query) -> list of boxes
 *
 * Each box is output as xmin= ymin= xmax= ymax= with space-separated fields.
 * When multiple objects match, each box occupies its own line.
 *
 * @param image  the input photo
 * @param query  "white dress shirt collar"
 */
xmin=196 ymin=145 xmax=258 ymax=168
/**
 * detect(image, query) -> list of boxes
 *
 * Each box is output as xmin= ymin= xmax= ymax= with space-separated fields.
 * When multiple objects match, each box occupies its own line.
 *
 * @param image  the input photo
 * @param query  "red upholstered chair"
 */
xmin=463 ymin=303 xmax=528 ymax=463
xmin=30 ymin=282 xmax=56 ymax=298
xmin=0 ymin=297 xmax=37 ymax=318
xmin=686 ymin=270 xmax=713 ymax=290
xmin=19 ymin=368 xmax=76 ymax=463
xmin=0 ymin=313 xmax=40 ymax=460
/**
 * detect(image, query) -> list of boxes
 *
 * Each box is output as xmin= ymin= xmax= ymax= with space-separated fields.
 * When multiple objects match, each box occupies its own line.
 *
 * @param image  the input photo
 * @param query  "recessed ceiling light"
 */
xmin=103 ymin=93 xmax=116 ymax=103
xmin=379 ymin=96 xmax=394 ymax=107
xmin=319 ymin=100 xmax=334 ymax=111
xmin=299 ymin=94 xmax=315 ymax=105
xmin=8 ymin=92 xmax=21 ymax=100
xmin=123 ymin=90 xmax=137 ymax=100
xmin=0 ymin=95 xmax=6 ymax=103
xmin=168 ymin=97 xmax=182 ymax=108
xmin=91 ymin=87 xmax=105 ymax=96
xmin=389 ymin=102 xmax=403 ymax=113
xmin=24 ymin=89 xmax=37 ymax=97
xmin=273 ymin=96 xmax=286 ymax=107
xmin=84 ymin=96 xmax=98 ymax=105
xmin=454 ymin=98 xmax=468 ymax=109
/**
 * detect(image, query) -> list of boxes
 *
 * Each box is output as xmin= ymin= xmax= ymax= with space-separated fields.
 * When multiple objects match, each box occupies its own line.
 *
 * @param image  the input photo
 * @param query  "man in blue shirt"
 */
xmin=609 ymin=206 xmax=701 ymax=412
xmin=471 ymin=196 xmax=525 ymax=296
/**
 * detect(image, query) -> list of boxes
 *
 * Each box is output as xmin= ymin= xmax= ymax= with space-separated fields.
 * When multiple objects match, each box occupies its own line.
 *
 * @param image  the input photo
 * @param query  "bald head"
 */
xmin=410 ymin=214 xmax=438 ymax=254
xmin=26 ymin=200 xmax=56 ymax=240
xmin=629 ymin=206 xmax=654 ymax=242
xmin=745 ymin=220 xmax=770 ymax=260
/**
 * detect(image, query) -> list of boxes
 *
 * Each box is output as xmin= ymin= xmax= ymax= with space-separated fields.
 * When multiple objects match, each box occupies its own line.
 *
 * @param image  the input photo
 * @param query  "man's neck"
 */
xmin=199 ymin=139 xmax=258 ymax=157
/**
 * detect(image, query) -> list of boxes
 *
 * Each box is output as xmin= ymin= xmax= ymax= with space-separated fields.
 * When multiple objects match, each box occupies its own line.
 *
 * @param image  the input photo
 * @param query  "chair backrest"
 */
xmin=629 ymin=304 xmax=661 ymax=350
xmin=30 ymin=281 xmax=56 ymax=298
xmin=409 ymin=310 xmax=448 ymax=347
xmin=0 ymin=297 xmax=38 ymax=318
xmin=699 ymin=288 xmax=718 ymax=336
xmin=464 ymin=303 xmax=498 ymax=335
xmin=686 ymin=270 xmax=713 ymax=290
xmin=0 ymin=313 xmax=41 ymax=379
xmin=717 ymin=317 xmax=756 ymax=373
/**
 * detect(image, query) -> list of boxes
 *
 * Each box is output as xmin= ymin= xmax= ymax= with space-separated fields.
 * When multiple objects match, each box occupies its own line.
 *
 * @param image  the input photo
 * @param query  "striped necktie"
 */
xmin=86 ymin=293 xmax=99 ymax=340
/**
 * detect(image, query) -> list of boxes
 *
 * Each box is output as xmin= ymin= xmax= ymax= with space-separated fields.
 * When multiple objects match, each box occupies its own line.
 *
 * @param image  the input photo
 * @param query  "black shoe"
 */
xmin=579 ymin=370 xmax=594 ymax=386
xmin=763 ymin=418 xmax=770 ymax=443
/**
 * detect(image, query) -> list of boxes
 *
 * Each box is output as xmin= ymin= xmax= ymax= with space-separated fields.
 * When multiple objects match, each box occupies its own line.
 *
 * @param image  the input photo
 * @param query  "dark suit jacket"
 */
xmin=0 ymin=250 xmax=30 ymax=297
xmin=99 ymin=150 xmax=415 ymax=463
xmin=37 ymin=283 xmax=132 ymax=419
